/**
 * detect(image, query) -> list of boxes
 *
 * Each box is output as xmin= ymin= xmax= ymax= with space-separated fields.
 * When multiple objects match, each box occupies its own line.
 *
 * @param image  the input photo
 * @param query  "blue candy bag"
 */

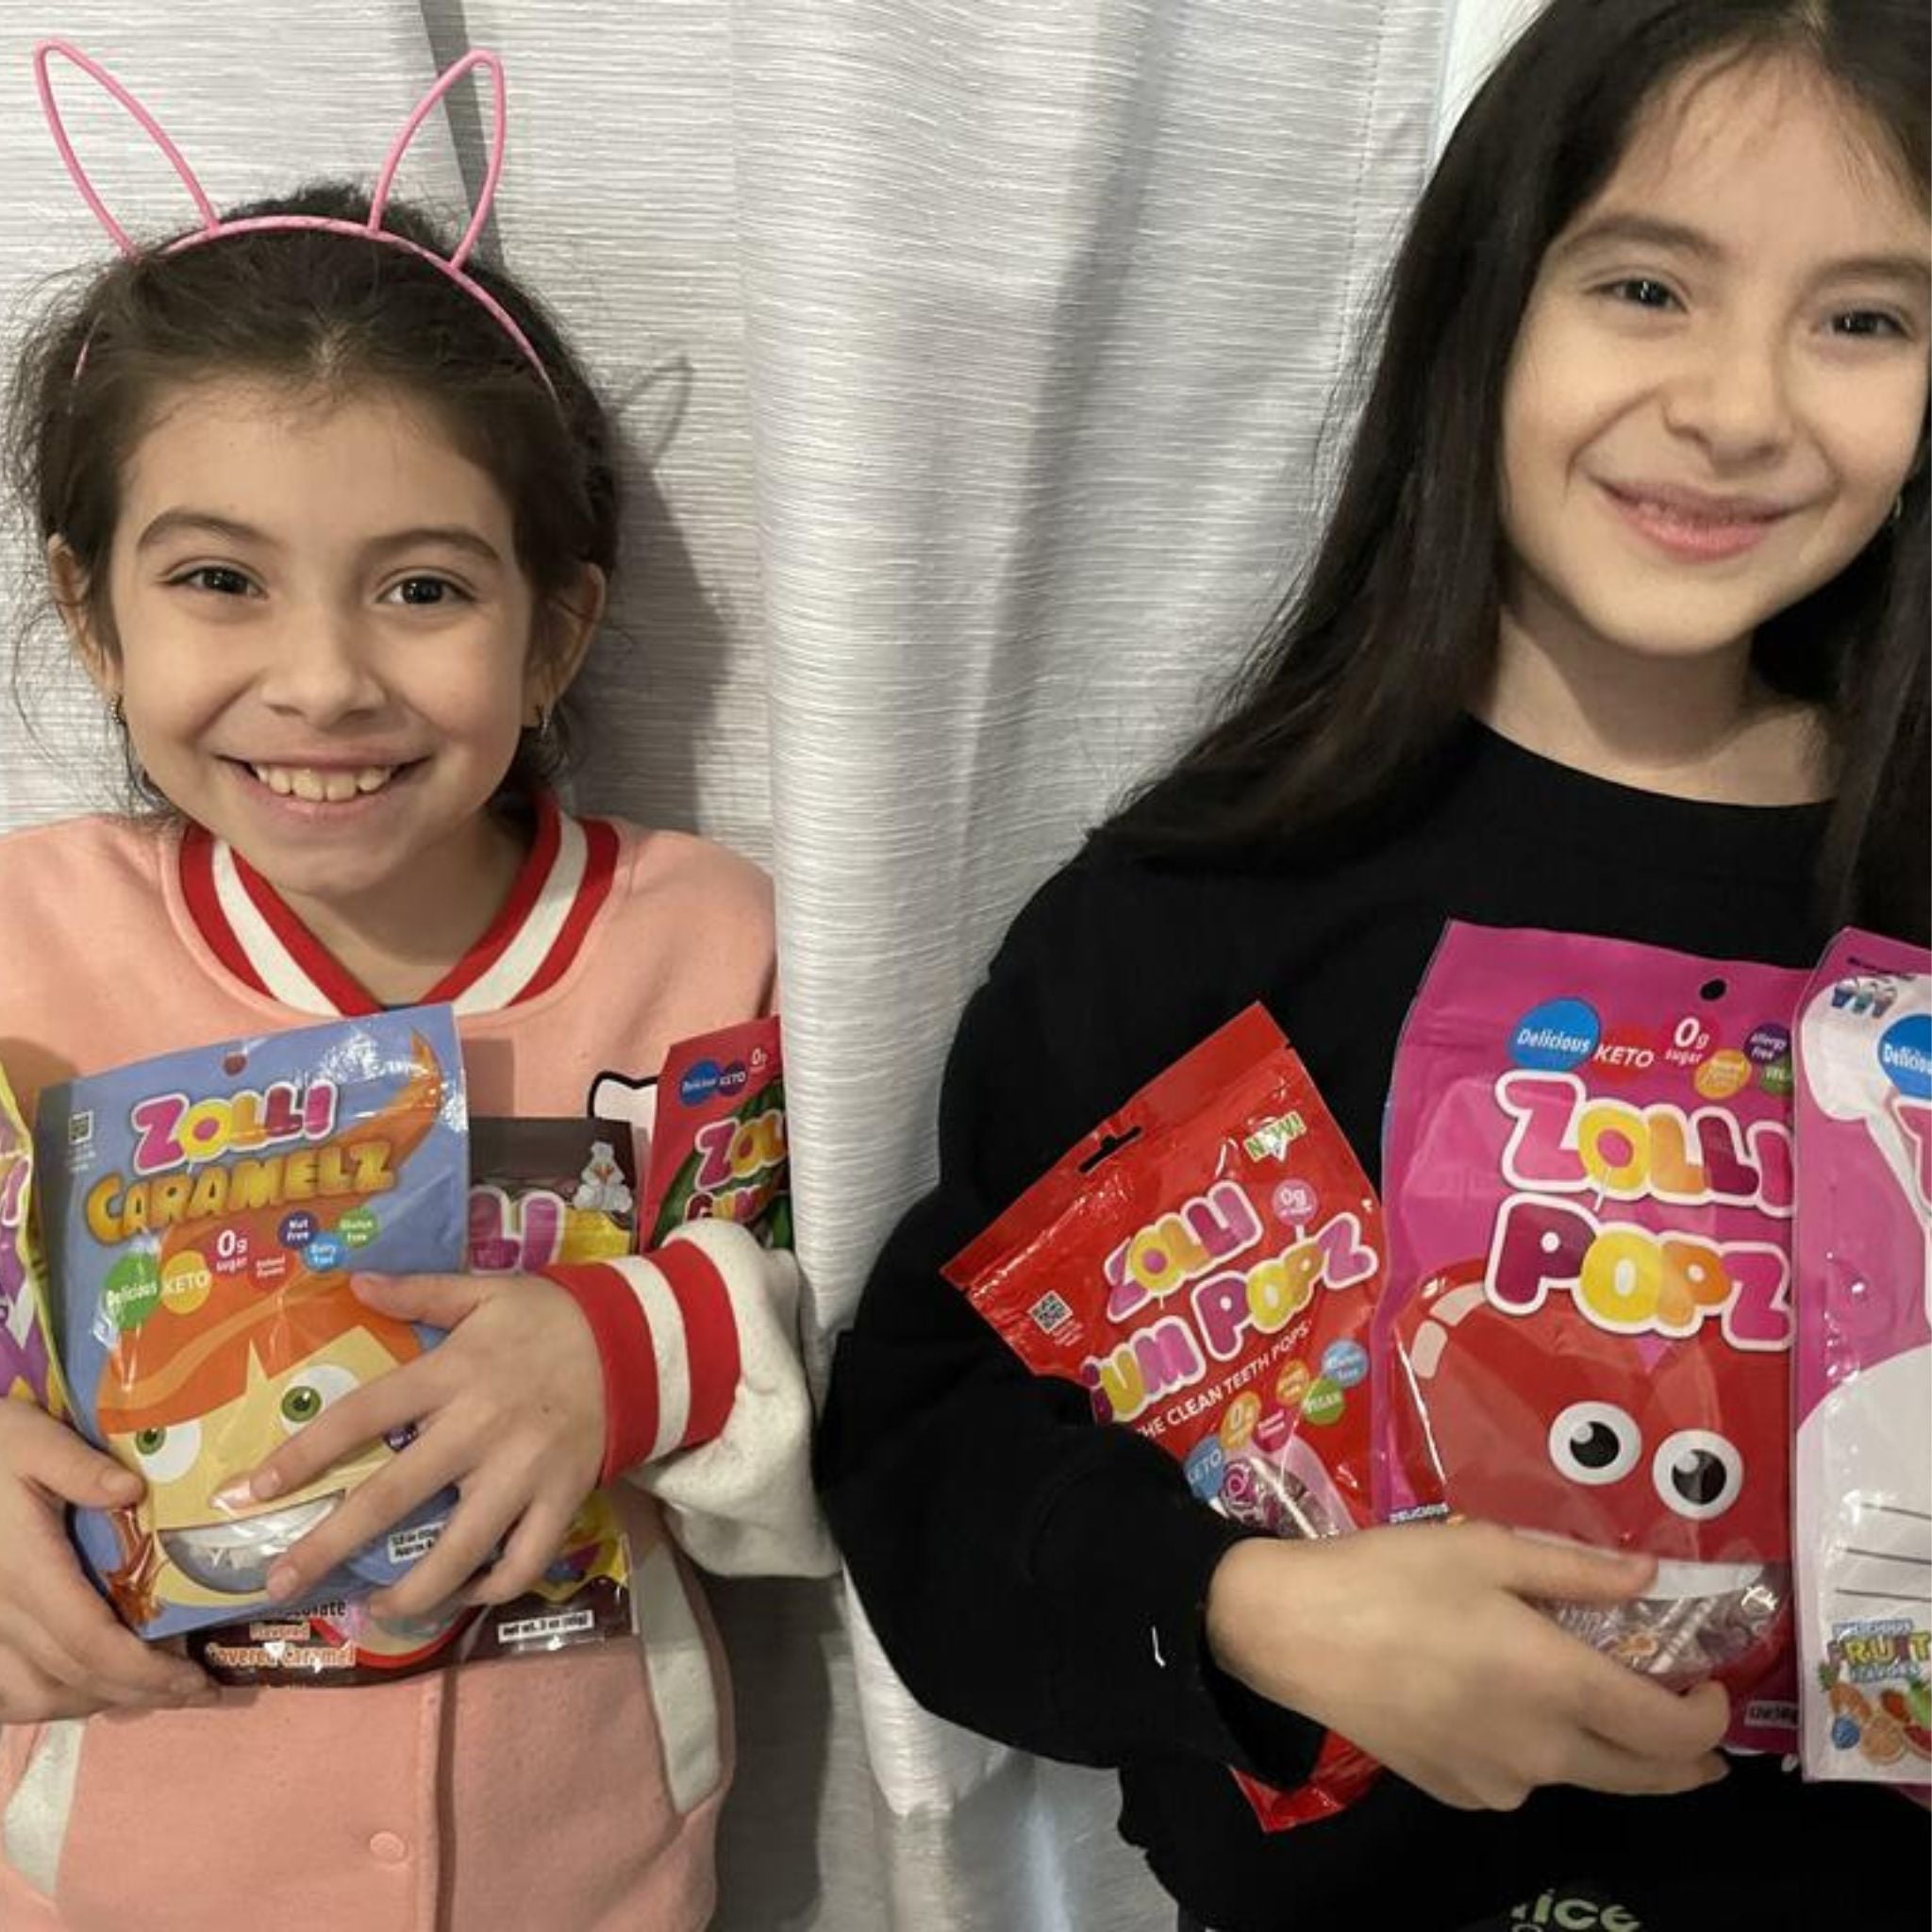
xmin=34 ymin=1008 xmax=468 ymax=1640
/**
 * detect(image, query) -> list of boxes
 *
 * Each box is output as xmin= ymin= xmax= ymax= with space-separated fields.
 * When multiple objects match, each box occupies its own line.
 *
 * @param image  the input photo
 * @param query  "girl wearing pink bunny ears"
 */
xmin=0 ymin=42 xmax=828 ymax=1930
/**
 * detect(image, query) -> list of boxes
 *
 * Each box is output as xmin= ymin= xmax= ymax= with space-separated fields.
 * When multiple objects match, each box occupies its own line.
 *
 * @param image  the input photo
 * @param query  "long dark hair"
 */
xmin=5 ymin=182 xmax=621 ymax=800
xmin=1113 ymin=0 xmax=1929 ymax=942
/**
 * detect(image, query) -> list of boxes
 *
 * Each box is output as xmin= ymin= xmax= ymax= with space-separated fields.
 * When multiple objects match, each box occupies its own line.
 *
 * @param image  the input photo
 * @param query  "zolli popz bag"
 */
xmin=1374 ymin=924 xmax=1807 ymax=1754
xmin=947 ymin=1005 xmax=1387 ymax=1830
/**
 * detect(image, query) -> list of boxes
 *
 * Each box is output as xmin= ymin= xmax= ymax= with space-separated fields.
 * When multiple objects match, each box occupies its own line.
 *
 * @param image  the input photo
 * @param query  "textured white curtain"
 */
xmin=0 ymin=4 xmax=1534 ymax=1925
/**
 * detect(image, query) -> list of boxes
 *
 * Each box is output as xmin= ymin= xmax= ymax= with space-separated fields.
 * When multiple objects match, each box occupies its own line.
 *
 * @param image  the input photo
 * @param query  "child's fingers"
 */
xmin=265 ymin=1429 xmax=468 ymax=1603
xmin=8 ymin=1571 xmax=208 ymax=1704
xmin=0 ymin=1648 xmax=87 ymax=1723
xmin=1572 ymin=1653 xmax=1730 ymax=1761
xmin=352 ymin=1270 xmax=492 ymax=1328
xmin=247 ymin=1367 xmax=433 ymax=1505
xmin=467 ymin=1494 xmax=579 ymax=1607
xmin=7 ymin=1404 xmax=144 ymax=1509
xmin=368 ymin=1482 xmax=519 ymax=1620
xmin=1493 ymin=1527 xmax=1656 ymax=1606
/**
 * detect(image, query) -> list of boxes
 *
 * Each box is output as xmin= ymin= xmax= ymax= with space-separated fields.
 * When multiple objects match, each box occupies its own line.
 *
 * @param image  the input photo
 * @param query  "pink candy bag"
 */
xmin=1374 ymin=924 xmax=1807 ymax=1753
xmin=1793 ymin=932 xmax=1932 ymax=1783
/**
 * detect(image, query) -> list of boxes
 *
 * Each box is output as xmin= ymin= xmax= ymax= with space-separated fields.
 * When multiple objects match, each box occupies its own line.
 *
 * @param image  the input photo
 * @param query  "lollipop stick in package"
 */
xmin=1374 ymin=924 xmax=1807 ymax=1753
xmin=947 ymin=1005 xmax=1386 ymax=1831
xmin=1793 ymin=932 xmax=1932 ymax=1783
xmin=34 ymin=1008 xmax=469 ymax=1641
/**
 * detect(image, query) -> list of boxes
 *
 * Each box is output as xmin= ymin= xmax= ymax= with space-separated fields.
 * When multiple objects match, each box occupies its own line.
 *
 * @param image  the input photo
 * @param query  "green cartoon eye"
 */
xmin=122 ymin=1418 xmax=201 ymax=1484
xmin=280 ymin=1385 xmax=323 ymax=1425
xmin=274 ymin=1362 xmax=360 ymax=1436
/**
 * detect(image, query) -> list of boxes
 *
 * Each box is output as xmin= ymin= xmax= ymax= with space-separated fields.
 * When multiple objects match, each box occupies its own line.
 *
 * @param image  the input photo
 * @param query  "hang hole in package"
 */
xmin=33 ymin=1008 xmax=468 ymax=1641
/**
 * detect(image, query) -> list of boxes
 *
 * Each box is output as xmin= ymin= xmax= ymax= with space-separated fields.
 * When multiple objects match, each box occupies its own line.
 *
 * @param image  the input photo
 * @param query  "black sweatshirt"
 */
xmin=817 ymin=722 xmax=1932 ymax=1932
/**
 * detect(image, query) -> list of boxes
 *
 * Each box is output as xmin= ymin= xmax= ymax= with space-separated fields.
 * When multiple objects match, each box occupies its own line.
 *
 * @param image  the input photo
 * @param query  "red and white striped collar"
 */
xmin=178 ymin=792 xmax=620 ymax=1017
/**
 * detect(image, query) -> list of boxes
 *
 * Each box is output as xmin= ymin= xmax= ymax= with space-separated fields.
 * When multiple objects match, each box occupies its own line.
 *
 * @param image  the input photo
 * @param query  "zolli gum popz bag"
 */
xmin=1792 ymin=932 xmax=1932 ymax=1785
xmin=34 ymin=1007 xmax=469 ymax=1641
xmin=1374 ymin=924 xmax=1807 ymax=1753
xmin=946 ymin=1004 xmax=1387 ymax=1831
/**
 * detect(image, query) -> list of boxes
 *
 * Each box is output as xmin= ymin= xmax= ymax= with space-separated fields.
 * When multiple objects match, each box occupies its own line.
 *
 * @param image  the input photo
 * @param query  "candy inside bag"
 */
xmin=947 ymin=1004 xmax=1386 ymax=1832
xmin=34 ymin=1008 xmax=469 ymax=1641
xmin=1792 ymin=932 xmax=1932 ymax=1786
xmin=189 ymin=1488 xmax=637 ymax=1685
xmin=1374 ymin=924 xmax=1807 ymax=1753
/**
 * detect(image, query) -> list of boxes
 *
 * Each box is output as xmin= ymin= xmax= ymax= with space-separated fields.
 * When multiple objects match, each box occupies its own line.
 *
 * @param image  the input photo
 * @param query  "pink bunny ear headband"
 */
xmin=33 ymin=38 xmax=556 ymax=398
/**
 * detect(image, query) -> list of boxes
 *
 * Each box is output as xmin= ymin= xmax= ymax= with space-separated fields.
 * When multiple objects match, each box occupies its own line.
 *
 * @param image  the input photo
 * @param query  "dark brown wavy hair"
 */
xmin=1114 ymin=0 xmax=1929 ymax=943
xmin=6 ymin=182 xmax=621 ymax=801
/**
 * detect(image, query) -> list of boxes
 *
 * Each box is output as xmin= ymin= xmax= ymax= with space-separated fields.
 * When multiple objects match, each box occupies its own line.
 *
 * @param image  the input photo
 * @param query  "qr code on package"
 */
xmin=1026 ymin=1291 xmax=1073 ymax=1335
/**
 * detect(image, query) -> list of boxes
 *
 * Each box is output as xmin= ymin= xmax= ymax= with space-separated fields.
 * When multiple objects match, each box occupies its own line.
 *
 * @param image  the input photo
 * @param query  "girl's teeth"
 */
xmin=249 ymin=764 xmax=396 ymax=801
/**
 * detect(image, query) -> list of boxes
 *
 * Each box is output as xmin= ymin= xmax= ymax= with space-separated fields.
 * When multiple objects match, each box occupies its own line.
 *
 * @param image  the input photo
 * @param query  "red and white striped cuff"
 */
xmin=541 ymin=1242 xmax=744 ymax=1482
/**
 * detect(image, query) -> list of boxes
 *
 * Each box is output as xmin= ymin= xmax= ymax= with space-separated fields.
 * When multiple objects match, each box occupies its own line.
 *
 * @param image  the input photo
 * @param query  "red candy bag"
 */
xmin=642 ymin=1017 xmax=789 ymax=1248
xmin=946 ymin=1005 xmax=1386 ymax=1830
xmin=1374 ymin=924 xmax=1807 ymax=1753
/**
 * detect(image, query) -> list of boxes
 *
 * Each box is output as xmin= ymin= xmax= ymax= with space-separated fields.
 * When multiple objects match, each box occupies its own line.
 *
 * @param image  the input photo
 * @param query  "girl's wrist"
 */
xmin=1205 ymin=1535 xmax=1324 ymax=1718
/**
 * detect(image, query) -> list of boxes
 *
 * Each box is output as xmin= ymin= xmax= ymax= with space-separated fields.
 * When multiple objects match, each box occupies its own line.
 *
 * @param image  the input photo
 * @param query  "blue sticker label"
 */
xmin=1321 ymin=1339 xmax=1369 ymax=1390
xmin=1509 ymin=998 xmax=1602 ymax=1072
xmin=679 ymin=1059 xmax=723 ymax=1108
xmin=1878 ymin=1014 xmax=1932 ymax=1101
xmin=303 ymin=1233 xmax=346 ymax=1274
xmin=1183 ymin=1438 xmax=1226 ymax=1503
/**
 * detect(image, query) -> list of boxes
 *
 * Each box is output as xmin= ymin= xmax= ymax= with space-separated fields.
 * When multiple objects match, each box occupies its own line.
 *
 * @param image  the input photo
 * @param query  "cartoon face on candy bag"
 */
xmin=1375 ymin=924 xmax=1807 ymax=1753
xmin=34 ymin=1008 xmax=469 ymax=1641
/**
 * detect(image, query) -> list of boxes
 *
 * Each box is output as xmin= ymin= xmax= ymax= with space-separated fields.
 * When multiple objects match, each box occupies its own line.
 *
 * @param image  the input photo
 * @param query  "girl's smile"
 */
xmin=1591 ymin=478 xmax=1800 ymax=563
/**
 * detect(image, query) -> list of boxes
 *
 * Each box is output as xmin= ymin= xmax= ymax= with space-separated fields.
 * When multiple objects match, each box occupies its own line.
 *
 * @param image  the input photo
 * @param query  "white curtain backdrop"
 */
xmin=0 ymin=4 xmax=1536 ymax=1924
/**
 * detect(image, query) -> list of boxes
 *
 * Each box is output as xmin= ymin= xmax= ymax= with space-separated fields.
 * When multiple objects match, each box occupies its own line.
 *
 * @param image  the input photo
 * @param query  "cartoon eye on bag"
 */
xmin=1651 ymin=1428 xmax=1744 ymax=1521
xmin=128 ymin=1417 xmax=203 ymax=1483
xmin=1547 ymin=1400 xmax=1643 ymax=1487
xmin=275 ymin=1360 xmax=363 ymax=1436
